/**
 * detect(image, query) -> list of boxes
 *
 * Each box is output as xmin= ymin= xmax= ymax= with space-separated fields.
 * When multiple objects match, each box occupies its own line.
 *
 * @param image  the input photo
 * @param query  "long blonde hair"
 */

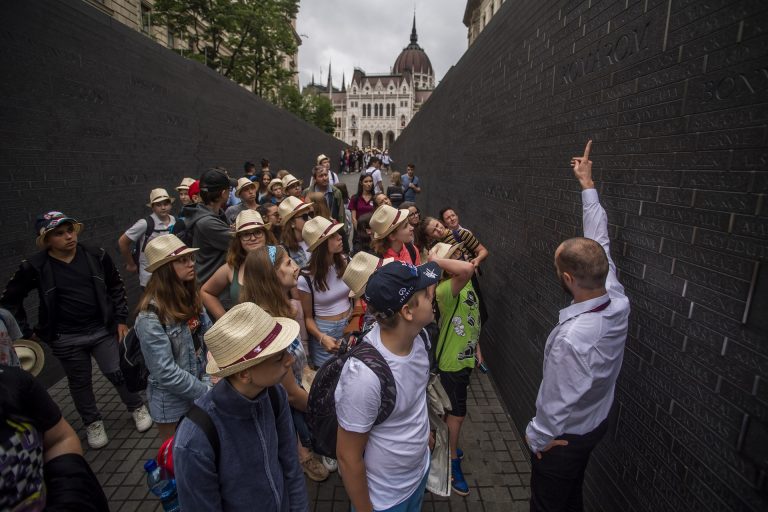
xmin=137 ymin=263 xmax=202 ymax=323
xmin=240 ymin=246 xmax=296 ymax=318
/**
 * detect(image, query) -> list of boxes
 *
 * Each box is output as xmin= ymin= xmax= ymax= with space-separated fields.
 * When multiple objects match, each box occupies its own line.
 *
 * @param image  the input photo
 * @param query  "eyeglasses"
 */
xmin=300 ymin=213 xmax=315 ymax=221
xmin=408 ymin=211 xmax=420 ymax=218
xmin=176 ymin=254 xmax=195 ymax=265
xmin=241 ymin=230 xmax=266 ymax=240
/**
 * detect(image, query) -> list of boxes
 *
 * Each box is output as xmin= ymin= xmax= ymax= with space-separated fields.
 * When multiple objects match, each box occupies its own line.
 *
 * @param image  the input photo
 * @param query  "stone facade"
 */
xmin=463 ymin=0 xmax=506 ymax=46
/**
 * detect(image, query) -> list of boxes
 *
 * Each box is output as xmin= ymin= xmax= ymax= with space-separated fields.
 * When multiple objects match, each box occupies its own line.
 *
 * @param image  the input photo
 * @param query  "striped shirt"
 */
xmin=440 ymin=228 xmax=480 ymax=261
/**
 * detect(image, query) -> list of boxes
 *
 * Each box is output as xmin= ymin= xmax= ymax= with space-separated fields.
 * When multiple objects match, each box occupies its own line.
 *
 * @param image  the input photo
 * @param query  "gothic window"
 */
xmin=401 ymin=115 xmax=406 ymax=127
xmin=385 ymin=104 xmax=390 ymax=117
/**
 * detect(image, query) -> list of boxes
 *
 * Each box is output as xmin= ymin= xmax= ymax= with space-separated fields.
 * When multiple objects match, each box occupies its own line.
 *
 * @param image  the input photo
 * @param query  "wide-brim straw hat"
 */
xmin=268 ymin=179 xmax=283 ymax=193
xmin=370 ymin=205 xmax=410 ymax=239
xmin=282 ymin=174 xmax=301 ymax=189
xmin=14 ymin=339 xmax=45 ymax=376
xmin=316 ymin=154 xmax=329 ymax=165
xmin=144 ymin=234 xmax=199 ymax=272
xmin=279 ymin=196 xmax=313 ymax=226
xmin=430 ymin=242 xmax=463 ymax=260
xmin=303 ymin=217 xmax=344 ymax=251
xmin=343 ymin=253 xmax=394 ymax=298
xmin=205 ymin=303 xmax=300 ymax=378
xmin=176 ymin=177 xmax=195 ymax=191
xmin=235 ymin=209 xmax=270 ymax=234
xmin=146 ymin=188 xmax=175 ymax=207
xmin=235 ymin=177 xmax=257 ymax=197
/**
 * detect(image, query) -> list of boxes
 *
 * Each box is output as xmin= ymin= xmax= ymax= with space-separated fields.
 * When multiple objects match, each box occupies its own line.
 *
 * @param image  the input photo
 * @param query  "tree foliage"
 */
xmin=275 ymin=85 xmax=335 ymax=134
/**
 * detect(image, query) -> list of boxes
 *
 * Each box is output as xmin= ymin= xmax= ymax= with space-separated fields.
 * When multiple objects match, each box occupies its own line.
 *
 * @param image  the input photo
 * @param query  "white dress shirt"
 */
xmin=526 ymin=188 xmax=630 ymax=453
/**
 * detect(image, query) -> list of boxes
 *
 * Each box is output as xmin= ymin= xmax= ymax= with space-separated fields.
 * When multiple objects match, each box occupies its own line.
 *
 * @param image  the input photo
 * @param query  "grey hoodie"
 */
xmin=182 ymin=203 xmax=231 ymax=284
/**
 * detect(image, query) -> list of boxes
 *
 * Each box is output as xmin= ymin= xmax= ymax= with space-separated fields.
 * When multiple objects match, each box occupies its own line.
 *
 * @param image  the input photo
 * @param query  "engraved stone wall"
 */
xmin=393 ymin=0 xmax=768 ymax=509
xmin=0 ymin=0 xmax=342 ymax=303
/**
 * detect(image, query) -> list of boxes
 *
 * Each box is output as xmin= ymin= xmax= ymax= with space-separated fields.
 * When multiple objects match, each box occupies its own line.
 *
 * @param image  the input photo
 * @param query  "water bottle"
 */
xmin=144 ymin=459 xmax=180 ymax=511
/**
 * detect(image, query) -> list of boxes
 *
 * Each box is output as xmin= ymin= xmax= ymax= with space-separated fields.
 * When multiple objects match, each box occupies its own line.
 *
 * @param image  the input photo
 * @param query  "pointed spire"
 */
xmin=410 ymin=11 xmax=417 ymax=44
xmin=327 ymin=59 xmax=333 ymax=90
xmin=341 ymin=71 xmax=346 ymax=92
xmin=311 ymin=72 xmax=315 ymax=85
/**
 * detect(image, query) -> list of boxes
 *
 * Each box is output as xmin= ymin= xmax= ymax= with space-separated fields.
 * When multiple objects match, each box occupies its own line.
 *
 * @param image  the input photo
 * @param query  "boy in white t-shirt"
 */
xmin=335 ymin=259 xmax=457 ymax=512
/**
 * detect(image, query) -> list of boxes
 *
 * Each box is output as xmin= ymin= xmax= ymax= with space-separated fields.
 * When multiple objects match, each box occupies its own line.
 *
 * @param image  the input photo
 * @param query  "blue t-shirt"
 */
xmin=401 ymin=175 xmax=420 ymax=202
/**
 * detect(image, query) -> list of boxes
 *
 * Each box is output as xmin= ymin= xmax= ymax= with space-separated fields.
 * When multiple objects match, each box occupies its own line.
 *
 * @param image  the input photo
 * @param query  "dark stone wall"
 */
xmin=394 ymin=0 xmax=768 ymax=510
xmin=0 ymin=0 xmax=343 ymax=303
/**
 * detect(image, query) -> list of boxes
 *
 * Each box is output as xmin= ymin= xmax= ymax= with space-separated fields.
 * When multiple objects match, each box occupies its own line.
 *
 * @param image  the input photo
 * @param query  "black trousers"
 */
xmin=529 ymin=418 xmax=608 ymax=512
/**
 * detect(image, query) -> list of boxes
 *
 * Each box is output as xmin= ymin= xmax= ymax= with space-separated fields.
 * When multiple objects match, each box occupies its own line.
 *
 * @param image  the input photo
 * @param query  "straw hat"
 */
xmin=429 ymin=242 xmax=463 ymax=260
xmin=146 ymin=188 xmax=175 ymax=207
xmin=343 ymin=253 xmax=394 ymax=298
xmin=316 ymin=154 xmax=329 ymax=165
xmin=268 ymin=179 xmax=283 ymax=193
xmin=235 ymin=209 xmax=270 ymax=234
xmin=176 ymin=177 xmax=195 ymax=191
xmin=302 ymin=217 xmax=344 ymax=251
xmin=278 ymin=196 xmax=313 ymax=226
xmin=282 ymin=173 xmax=301 ymax=189
xmin=144 ymin=234 xmax=199 ymax=272
xmin=205 ymin=303 xmax=300 ymax=378
xmin=370 ymin=205 xmax=410 ymax=239
xmin=14 ymin=339 xmax=45 ymax=376
xmin=235 ymin=177 xmax=257 ymax=197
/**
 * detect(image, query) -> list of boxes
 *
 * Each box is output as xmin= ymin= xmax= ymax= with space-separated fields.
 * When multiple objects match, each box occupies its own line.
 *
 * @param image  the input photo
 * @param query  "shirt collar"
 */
xmin=558 ymin=293 xmax=610 ymax=324
xmin=211 ymin=378 xmax=271 ymax=417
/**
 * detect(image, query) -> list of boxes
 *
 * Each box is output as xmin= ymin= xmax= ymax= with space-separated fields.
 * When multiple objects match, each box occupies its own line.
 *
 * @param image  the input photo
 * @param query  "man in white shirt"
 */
xmin=525 ymin=141 xmax=630 ymax=512
xmin=364 ymin=157 xmax=384 ymax=195
xmin=335 ymin=261 xmax=442 ymax=512
xmin=118 ymin=188 xmax=176 ymax=289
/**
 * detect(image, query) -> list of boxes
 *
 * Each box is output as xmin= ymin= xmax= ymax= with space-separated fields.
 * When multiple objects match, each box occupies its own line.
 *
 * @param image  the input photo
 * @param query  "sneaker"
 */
xmin=301 ymin=455 xmax=330 ymax=482
xmin=321 ymin=456 xmax=338 ymax=472
xmin=132 ymin=405 xmax=153 ymax=433
xmin=457 ymin=447 xmax=464 ymax=460
xmin=451 ymin=458 xmax=470 ymax=496
xmin=86 ymin=421 xmax=109 ymax=449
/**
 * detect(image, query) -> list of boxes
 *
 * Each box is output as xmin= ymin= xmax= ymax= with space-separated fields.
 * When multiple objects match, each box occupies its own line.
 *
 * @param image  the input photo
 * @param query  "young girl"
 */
xmin=135 ymin=235 xmax=211 ymax=441
xmin=348 ymin=174 xmax=375 ymax=230
xmin=429 ymin=242 xmax=480 ymax=497
xmin=256 ymin=171 xmax=272 ymax=203
xmin=386 ymin=171 xmax=405 ymax=208
xmin=297 ymin=217 xmax=350 ymax=369
xmin=239 ymin=245 xmax=329 ymax=482
xmin=370 ymin=204 xmax=421 ymax=265
xmin=279 ymin=196 xmax=314 ymax=268
xmin=200 ymin=210 xmax=276 ymax=319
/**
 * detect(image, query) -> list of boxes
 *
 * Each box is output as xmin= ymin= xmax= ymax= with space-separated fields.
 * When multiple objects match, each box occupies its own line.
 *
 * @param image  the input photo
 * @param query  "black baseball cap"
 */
xmin=363 ymin=261 xmax=441 ymax=317
xmin=199 ymin=168 xmax=237 ymax=192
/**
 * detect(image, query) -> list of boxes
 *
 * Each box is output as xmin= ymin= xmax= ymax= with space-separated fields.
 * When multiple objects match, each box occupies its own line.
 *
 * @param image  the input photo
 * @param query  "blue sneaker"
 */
xmin=456 ymin=448 xmax=464 ymax=460
xmin=451 ymin=458 xmax=470 ymax=496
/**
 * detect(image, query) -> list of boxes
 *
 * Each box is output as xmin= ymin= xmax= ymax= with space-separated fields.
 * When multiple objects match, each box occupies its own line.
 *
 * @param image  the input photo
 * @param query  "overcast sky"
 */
xmin=296 ymin=0 xmax=468 ymax=89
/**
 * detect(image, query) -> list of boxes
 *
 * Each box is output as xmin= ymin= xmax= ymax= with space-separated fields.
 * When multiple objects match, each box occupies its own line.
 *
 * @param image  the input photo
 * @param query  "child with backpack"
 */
xmin=134 ymin=235 xmax=211 ymax=441
xmin=332 ymin=259 xmax=465 ymax=512
xmin=118 ymin=188 xmax=176 ymax=289
xmin=173 ymin=302 xmax=308 ymax=512
xmin=429 ymin=242 xmax=479 ymax=496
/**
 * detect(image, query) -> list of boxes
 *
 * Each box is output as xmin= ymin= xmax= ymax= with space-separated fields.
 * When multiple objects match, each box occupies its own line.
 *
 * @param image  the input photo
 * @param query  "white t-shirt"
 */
xmin=296 ymin=265 xmax=351 ymax=316
xmin=335 ymin=324 xmax=431 ymax=510
xmin=124 ymin=213 xmax=175 ymax=286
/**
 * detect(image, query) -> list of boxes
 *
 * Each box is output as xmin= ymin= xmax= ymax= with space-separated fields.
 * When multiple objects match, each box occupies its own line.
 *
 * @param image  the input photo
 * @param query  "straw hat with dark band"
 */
xmin=14 ymin=339 xmax=45 ymax=376
xmin=429 ymin=242 xmax=463 ymax=260
xmin=370 ymin=204 xmax=410 ymax=240
xmin=144 ymin=234 xmax=199 ymax=272
xmin=176 ymin=177 xmax=196 ymax=191
xmin=302 ymin=217 xmax=344 ymax=251
xmin=281 ymin=174 xmax=301 ymax=189
xmin=235 ymin=177 xmax=257 ymax=197
xmin=235 ymin=210 xmax=270 ymax=234
xmin=205 ymin=303 xmax=299 ymax=378
xmin=343 ymin=253 xmax=394 ymax=298
xmin=278 ymin=196 xmax=313 ymax=226
xmin=146 ymin=188 xmax=175 ymax=207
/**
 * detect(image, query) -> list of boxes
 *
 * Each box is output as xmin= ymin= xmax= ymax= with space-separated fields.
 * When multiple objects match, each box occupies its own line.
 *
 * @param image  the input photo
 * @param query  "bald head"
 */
xmin=555 ymin=237 xmax=609 ymax=290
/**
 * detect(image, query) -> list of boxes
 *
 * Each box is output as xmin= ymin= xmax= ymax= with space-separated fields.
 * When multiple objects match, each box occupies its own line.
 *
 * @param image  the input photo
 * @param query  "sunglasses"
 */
xmin=300 ymin=213 xmax=315 ymax=221
xmin=408 ymin=211 xmax=420 ymax=218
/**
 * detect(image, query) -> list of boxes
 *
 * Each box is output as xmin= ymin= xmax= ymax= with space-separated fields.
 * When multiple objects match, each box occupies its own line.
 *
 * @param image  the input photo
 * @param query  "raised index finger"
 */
xmin=583 ymin=139 xmax=593 ymax=160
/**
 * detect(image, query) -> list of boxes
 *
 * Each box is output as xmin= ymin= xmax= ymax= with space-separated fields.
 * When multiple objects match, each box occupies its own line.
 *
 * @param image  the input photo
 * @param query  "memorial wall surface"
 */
xmin=0 ymin=0 xmax=343 ymax=301
xmin=394 ymin=0 xmax=768 ymax=510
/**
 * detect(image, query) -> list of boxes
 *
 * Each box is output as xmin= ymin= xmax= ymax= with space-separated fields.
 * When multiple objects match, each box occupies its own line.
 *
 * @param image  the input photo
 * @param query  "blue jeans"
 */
xmin=309 ymin=316 xmax=347 ymax=368
xmin=351 ymin=471 xmax=428 ymax=512
xmin=291 ymin=406 xmax=312 ymax=448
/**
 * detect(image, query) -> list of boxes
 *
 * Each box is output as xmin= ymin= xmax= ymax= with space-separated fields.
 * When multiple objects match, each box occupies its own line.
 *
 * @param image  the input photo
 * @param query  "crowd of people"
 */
xmin=0 ymin=141 xmax=628 ymax=512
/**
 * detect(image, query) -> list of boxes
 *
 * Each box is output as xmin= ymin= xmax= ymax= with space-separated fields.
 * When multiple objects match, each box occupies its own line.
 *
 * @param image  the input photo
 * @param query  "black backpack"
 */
xmin=306 ymin=327 xmax=429 ymax=459
xmin=130 ymin=216 xmax=171 ymax=265
xmin=119 ymin=326 xmax=150 ymax=394
xmin=170 ymin=217 xmax=194 ymax=247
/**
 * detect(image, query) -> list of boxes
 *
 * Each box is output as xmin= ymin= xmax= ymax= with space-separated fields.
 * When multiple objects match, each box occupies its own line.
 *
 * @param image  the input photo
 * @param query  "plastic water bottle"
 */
xmin=144 ymin=459 xmax=180 ymax=511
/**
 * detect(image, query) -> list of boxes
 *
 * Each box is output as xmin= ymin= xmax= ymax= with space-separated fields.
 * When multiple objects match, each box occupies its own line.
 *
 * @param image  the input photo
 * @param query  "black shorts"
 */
xmin=439 ymin=367 xmax=473 ymax=417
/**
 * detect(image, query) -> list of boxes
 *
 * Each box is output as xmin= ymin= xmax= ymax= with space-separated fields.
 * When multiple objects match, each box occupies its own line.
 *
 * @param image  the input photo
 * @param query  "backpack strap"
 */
xmin=183 ymin=404 xmax=221 ymax=467
xmin=349 ymin=343 xmax=397 ymax=426
xmin=435 ymin=295 xmax=462 ymax=372
xmin=140 ymin=216 xmax=155 ymax=254
xmin=301 ymin=272 xmax=315 ymax=317
xmin=405 ymin=242 xmax=417 ymax=265
xmin=267 ymin=386 xmax=281 ymax=418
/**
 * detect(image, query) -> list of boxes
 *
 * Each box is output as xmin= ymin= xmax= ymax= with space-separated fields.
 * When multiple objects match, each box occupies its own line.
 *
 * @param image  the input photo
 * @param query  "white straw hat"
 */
xmin=235 ymin=177 xmax=257 ymax=197
xmin=281 ymin=173 xmax=301 ymax=189
xmin=268 ymin=179 xmax=283 ymax=193
xmin=429 ymin=242 xmax=463 ymax=260
xmin=205 ymin=303 xmax=300 ymax=378
xmin=302 ymin=217 xmax=344 ymax=251
xmin=316 ymin=154 xmax=329 ymax=165
xmin=146 ymin=188 xmax=175 ymax=207
xmin=14 ymin=339 xmax=45 ymax=376
xmin=176 ymin=177 xmax=195 ymax=191
xmin=343 ymin=253 xmax=394 ymax=298
xmin=144 ymin=234 xmax=199 ymax=272
xmin=370 ymin=204 xmax=410 ymax=239
xmin=278 ymin=196 xmax=313 ymax=226
xmin=235 ymin=210 xmax=270 ymax=233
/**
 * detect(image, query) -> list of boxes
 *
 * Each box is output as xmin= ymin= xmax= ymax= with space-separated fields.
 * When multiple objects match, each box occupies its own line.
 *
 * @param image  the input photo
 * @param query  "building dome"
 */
xmin=393 ymin=16 xmax=434 ymax=78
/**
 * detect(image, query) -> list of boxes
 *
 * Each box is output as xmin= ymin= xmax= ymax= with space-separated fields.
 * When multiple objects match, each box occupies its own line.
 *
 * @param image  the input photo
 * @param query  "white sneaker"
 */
xmin=321 ymin=456 xmax=338 ymax=472
xmin=132 ymin=405 xmax=153 ymax=433
xmin=86 ymin=421 xmax=109 ymax=449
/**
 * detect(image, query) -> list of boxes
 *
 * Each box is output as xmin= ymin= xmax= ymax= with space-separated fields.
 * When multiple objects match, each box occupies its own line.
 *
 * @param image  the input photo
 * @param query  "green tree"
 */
xmin=153 ymin=0 xmax=299 ymax=96
xmin=275 ymin=85 xmax=335 ymax=134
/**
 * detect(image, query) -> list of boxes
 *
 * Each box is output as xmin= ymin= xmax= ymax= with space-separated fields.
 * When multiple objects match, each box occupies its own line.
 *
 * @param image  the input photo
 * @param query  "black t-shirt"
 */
xmin=0 ymin=366 xmax=62 ymax=510
xmin=49 ymin=249 xmax=103 ymax=333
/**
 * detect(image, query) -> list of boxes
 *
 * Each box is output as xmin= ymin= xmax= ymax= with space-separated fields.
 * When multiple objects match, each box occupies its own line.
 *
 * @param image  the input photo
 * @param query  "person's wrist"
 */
xmin=580 ymin=179 xmax=595 ymax=190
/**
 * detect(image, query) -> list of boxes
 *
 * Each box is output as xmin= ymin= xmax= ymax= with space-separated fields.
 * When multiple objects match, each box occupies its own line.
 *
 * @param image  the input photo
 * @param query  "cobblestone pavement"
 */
xmin=49 ymin=367 xmax=530 ymax=511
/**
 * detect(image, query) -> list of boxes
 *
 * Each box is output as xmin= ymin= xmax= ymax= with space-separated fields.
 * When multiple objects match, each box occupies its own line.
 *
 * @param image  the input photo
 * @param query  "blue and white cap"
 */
xmin=363 ymin=261 xmax=441 ymax=317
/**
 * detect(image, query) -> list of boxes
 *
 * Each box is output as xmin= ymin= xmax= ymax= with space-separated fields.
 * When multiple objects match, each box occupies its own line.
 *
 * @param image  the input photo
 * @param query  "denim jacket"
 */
xmin=135 ymin=308 xmax=211 ymax=401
